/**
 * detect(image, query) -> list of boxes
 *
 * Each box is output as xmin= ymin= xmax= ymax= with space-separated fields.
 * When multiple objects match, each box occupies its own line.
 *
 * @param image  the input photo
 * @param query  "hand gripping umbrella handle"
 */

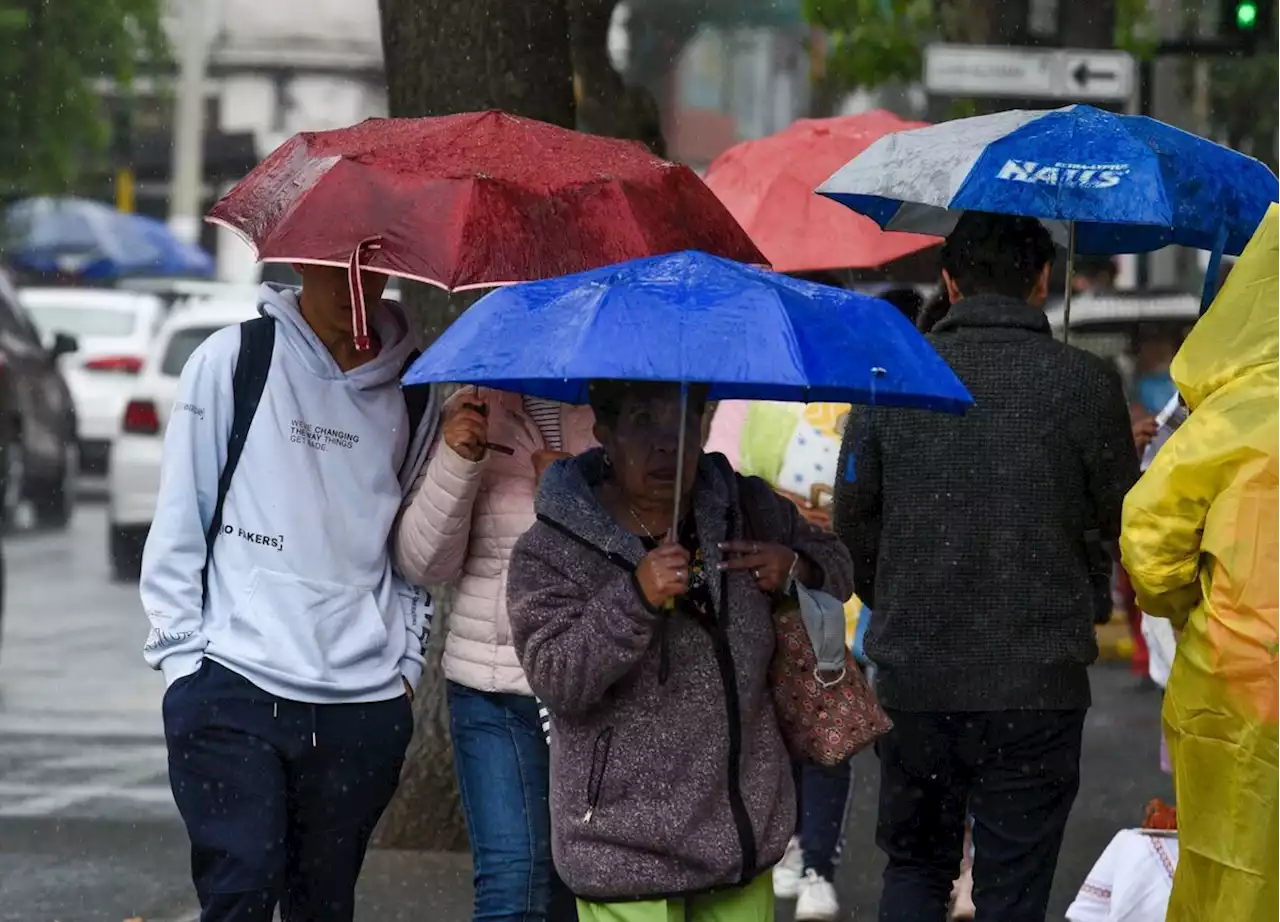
xmin=348 ymin=236 xmax=384 ymax=352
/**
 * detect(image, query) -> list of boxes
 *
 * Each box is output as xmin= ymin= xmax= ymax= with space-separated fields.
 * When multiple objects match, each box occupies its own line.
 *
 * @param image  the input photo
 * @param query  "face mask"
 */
xmin=1136 ymin=371 xmax=1177 ymax=416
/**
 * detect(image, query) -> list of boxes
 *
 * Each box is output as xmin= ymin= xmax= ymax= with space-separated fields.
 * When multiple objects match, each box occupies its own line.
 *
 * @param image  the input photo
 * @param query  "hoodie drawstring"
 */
xmin=347 ymin=236 xmax=383 ymax=353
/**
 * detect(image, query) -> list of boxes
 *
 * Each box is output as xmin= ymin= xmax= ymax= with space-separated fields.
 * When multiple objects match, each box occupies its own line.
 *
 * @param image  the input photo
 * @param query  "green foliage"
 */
xmin=1114 ymin=0 xmax=1158 ymax=59
xmin=802 ymin=0 xmax=935 ymax=91
xmin=1209 ymin=52 xmax=1278 ymax=172
xmin=0 ymin=0 xmax=168 ymax=195
xmin=804 ymin=0 xmax=1154 ymax=92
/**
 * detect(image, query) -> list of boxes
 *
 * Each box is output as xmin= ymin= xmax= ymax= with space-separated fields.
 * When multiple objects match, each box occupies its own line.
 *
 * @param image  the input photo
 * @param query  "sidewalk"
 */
xmin=355 ymin=851 xmax=473 ymax=921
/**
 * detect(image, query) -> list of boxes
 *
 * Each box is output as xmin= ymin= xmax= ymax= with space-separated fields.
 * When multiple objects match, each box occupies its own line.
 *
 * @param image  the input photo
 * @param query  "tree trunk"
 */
xmin=371 ymin=0 xmax=575 ymax=851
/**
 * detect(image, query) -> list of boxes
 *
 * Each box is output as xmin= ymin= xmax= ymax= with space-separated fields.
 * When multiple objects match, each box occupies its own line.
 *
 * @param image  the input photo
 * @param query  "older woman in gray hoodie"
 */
xmin=506 ymin=381 xmax=854 ymax=921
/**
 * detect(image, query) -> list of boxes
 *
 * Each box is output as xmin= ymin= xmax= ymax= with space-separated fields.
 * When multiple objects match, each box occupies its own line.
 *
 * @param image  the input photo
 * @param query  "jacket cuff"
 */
xmin=436 ymin=441 xmax=487 ymax=482
xmin=160 ymin=651 xmax=203 ymax=687
xmin=400 ymin=657 xmax=425 ymax=691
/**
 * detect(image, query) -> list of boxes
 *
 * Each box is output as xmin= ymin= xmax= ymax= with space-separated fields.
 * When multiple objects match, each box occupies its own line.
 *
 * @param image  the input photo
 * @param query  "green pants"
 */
xmin=575 ymin=874 xmax=774 ymax=922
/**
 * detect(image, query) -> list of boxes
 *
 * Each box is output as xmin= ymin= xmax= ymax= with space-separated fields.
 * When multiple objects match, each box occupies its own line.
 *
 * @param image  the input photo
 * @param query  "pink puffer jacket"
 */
xmin=395 ymin=388 xmax=597 ymax=695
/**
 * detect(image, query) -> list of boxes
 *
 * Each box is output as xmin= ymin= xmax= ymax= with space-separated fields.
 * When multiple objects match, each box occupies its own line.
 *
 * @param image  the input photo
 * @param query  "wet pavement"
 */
xmin=0 ymin=504 xmax=1171 ymax=921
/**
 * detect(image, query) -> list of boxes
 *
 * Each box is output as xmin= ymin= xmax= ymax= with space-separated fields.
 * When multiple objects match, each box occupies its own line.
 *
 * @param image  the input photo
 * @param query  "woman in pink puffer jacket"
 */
xmin=396 ymin=387 xmax=596 ymax=922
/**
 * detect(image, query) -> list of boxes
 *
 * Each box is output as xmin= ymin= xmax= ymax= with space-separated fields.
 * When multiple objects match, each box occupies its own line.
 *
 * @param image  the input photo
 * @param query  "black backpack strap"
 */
xmin=399 ymin=348 xmax=433 ymax=447
xmin=202 ymin=317 xmax=275 ymax=600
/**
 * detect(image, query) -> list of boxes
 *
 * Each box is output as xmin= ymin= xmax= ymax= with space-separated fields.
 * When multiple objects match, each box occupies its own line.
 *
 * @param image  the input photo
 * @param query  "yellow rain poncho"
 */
xmin=1121 ymin=203 xmax=1279 ymax=922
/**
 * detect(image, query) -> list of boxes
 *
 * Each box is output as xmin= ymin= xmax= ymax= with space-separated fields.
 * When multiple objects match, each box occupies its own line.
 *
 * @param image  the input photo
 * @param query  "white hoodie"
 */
xmin=141 ymin=284 xmax=435 ymax=704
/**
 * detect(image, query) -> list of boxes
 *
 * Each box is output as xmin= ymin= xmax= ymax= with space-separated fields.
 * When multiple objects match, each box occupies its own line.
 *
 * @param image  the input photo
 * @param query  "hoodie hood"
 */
xmin=256 ymin=282 xmax=418 ymax=390
xmin=1173 ymin=204 xmax=1278 ymax=411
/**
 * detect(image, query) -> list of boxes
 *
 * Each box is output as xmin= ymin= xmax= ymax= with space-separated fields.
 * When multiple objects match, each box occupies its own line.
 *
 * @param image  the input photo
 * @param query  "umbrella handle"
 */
xmin=348 ymin=236 xmax=383 ymax=352
xmin=1199 ymin=224 xmax=1228 ymax=316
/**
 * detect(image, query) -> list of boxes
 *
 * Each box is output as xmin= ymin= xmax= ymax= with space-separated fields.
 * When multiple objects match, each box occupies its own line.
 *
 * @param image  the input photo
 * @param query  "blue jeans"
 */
xmin=448 ymin=681 xmax=577 ymax=922
xmin=793 ymin=758 xmax=854 ymax=880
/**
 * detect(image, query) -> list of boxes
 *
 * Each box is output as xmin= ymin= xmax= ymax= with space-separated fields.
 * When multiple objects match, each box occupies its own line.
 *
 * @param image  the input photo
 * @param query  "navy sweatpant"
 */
xmin=163 ymin=660 xmax=414 ymax=922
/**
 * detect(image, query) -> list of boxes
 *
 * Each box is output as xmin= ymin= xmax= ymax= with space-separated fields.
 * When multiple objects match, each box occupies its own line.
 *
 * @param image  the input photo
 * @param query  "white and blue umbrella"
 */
xmin=816 ymin=105 xmax=1278 ymax=258
xmin=817 ymin=105 xmax=1278 ymax=332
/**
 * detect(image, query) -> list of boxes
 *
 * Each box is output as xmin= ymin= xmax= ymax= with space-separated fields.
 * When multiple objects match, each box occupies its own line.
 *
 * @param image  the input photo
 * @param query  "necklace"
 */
xmin=627 ymin=506 xmax=668 ymax=543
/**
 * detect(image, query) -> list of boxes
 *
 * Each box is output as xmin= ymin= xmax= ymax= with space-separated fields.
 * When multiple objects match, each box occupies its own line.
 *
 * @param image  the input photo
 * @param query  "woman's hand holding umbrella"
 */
xmin=636 ymin=544 xmax=692 ymax=610
xmin=442 ymin=400 xmax=491 ymax=463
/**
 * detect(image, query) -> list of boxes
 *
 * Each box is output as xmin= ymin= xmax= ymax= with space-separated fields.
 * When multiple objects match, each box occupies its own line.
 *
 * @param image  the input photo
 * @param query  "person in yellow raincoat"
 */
xmin=1120 ymin=202 xmax=1279 ymax=922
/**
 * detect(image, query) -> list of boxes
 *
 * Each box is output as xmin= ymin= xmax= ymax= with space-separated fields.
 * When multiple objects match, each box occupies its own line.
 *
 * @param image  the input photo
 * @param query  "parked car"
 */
xmin=108 ymin=299 xmax=259 ymax=580
xmin=18 ymin=287 xmax=165 ymax=479
xmin=0 ymin=272 xmax=79 ymax=530
xmin=117 ymin=277 xmax=261 ymax=312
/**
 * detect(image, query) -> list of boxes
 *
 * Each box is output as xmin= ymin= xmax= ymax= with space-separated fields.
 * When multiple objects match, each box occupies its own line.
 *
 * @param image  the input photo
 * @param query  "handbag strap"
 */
xmin=737 ymin=475 xmax=847 ymax=673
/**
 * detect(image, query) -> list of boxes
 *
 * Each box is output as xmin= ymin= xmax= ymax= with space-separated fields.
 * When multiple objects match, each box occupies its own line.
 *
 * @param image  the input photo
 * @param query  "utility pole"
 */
xmin=169 ymin=0 xmax=209 ymax=244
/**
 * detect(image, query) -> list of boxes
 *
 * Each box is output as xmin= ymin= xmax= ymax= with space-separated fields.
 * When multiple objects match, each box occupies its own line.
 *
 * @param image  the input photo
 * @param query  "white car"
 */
xmin=108 ymin=300 xmax=260 ymax=580
xmin=18 ymin=287 xmax=165 ymax=478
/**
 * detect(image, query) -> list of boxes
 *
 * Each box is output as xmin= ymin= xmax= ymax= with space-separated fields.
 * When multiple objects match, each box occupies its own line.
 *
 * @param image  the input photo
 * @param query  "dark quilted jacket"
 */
xmin=834 ymin=295 xmax=1139 ymax=712
xmin=507 ymin=449 xmax=853 ymax=901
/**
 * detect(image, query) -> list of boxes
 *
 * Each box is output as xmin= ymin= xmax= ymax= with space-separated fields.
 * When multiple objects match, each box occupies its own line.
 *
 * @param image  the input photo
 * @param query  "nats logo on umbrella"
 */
xmin=997 ymin=160 xmax=1130 ymax=189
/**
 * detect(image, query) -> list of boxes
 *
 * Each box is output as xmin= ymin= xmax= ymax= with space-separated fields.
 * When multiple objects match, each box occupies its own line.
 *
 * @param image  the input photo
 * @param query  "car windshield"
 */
xmin=161 ymin=326 xmax=221 ymax=376
xmin=25 ymin=303 xmax=138 ymax=339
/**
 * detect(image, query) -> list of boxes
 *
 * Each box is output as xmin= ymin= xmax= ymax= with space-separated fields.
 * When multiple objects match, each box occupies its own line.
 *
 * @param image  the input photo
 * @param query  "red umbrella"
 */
xmin=207 ymin=111 xmax=764 ymax=349
xmin=703 ymin=111 xmax=941 ymax=274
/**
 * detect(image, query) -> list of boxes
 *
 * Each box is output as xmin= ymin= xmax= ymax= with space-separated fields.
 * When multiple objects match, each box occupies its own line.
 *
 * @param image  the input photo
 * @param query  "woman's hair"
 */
xmin=878 ymin=287 xmax=924 ymax=324
xmin=588 ymin=380 xmax=709 ymax=429
xmin=916 ymin=288 xmax=951 ymax=334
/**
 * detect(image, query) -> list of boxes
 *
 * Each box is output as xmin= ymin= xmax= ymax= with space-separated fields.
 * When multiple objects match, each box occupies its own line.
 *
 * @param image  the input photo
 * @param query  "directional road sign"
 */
xmin=925 ymin=44 xmax=1136 ymax=103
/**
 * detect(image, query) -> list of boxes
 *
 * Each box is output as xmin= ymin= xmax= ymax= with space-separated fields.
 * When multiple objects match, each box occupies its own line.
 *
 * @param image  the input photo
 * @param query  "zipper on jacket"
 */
xmin=583 ymin=726 xmax=614 ymax=824
xmin=700 ymin=613 xmax=758 ymax=882
xmin=699 ymin=510 xmax=758 ymax=883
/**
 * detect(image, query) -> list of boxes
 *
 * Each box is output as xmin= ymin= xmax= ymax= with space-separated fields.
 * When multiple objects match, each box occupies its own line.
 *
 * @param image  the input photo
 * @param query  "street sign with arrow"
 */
xmin=1063 ymin=52 xmax=1135 ymax=100
xmin=925 ymin=45 xmax=1136 ymax=103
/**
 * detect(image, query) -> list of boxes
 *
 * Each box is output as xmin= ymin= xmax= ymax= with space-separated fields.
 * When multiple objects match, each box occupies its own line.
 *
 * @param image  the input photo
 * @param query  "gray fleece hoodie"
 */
xmin=506 ymin=449 xmax=854 ymax=901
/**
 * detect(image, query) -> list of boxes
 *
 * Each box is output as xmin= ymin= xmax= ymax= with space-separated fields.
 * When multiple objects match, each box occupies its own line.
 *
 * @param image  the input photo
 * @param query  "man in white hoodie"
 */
xmin=141 ymin=265 xmax=435 ymax=922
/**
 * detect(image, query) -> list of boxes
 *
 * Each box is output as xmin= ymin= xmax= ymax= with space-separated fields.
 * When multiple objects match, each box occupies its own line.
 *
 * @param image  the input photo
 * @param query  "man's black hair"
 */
xmin=940 ymin=211 xmax=1056 ymax=301
xmin=916 ymin=288 xmax=952 ymax=334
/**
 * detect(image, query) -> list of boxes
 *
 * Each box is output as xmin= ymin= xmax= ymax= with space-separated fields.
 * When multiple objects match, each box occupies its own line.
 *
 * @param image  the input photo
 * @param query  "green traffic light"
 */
xmin=1237 ymin=0 xmax=1258 ymax=29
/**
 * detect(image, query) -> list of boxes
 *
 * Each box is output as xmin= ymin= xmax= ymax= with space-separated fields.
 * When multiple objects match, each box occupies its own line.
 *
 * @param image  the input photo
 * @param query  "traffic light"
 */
xmin=1221 ymin=0 xmax=1273 ymax=46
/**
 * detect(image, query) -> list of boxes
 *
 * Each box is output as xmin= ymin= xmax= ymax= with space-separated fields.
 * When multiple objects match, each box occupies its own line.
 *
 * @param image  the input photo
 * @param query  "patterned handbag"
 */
xmin=740 ymin=486 xmax=892 ymax=766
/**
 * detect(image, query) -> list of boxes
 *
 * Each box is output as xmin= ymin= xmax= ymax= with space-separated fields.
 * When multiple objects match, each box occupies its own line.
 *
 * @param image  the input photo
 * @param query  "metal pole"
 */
xmin=1062 ymin=221 xmax=1076 ymax=346
xmin=169 ymin=0 xmax=209 ymax=244
xmin=669 ymin=383 xmax=689 ymax=542
xmin=1135 ymin=57 xmax=1154 ymax=291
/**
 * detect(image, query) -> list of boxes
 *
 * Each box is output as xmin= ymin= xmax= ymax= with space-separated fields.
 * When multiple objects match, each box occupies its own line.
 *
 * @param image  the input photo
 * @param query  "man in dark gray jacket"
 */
xmin=834 ymin=212 xmax=1138 ymax=922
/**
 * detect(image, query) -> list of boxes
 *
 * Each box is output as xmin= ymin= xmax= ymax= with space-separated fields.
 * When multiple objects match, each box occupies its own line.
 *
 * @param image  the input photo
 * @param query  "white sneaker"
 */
xmin=772 ymin=836 xmax=805 ymax=899
xmin=795 ymin=868 xmax=841 ymax=921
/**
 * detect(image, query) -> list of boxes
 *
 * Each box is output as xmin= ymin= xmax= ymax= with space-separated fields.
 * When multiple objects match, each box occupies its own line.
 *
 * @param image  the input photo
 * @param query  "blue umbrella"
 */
xmin=3 ymin=196 xmax=215 ymax=279
xmin=817 ymin=105 xmax=1279 ymax=257
xmin=402 ymin=250 xmax=973 ymax=414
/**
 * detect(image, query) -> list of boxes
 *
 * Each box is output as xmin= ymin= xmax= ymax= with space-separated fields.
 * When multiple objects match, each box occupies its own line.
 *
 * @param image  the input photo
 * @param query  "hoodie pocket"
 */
xmin=582 ymin=726 xmax=614 ymax=824
xmin=235 ymin=568 xmax=389 ymax=681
